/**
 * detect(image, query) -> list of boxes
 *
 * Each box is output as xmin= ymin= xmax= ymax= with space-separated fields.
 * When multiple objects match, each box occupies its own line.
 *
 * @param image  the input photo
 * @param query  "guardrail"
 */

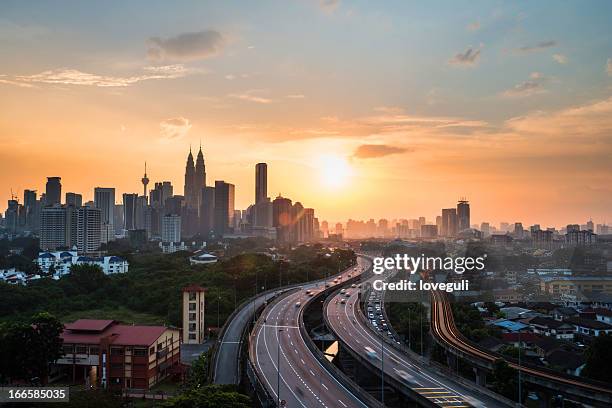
xmin=300 ymin=268 xmax=384 ymax=408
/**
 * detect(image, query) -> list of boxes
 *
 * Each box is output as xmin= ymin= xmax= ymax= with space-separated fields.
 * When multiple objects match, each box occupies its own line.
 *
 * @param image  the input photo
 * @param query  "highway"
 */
xmin=249 ymin=257 xmax=371 ymax=408
xmin=326 ymin=271 xmax=506 ymax=408
xmin=430 ymin=290 xmax=612 ymax=400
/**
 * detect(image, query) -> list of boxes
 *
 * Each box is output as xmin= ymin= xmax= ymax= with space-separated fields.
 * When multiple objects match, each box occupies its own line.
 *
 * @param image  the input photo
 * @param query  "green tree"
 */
xmin=491 ymin=359 xmax=521 ymax=401
xmin=162 ymin=385 xmax=251 ymax=408
xmin=582 ymin=334 xmax=612 ymax=383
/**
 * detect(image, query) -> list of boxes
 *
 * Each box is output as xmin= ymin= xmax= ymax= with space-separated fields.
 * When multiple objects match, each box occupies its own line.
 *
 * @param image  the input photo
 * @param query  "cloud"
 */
xmin=229 ymin=90 xmax=272 ymax=104
xmin=160 ymin=117 xmax=191 ymax=140
xmin=515 ymin=40 xmax=556 ymax=54
xmin=467 ymin=21 xmax=481 ymax=31
xmin=607 ymin=58 xmax=612 ymax=76
xmin=552 ymin=54 xmax=568 ymax=64
xmin=319 ymin=0 xmax=340 ymax=14
xmin=4 ymin=65 xmax=190 ymax=87
xmin=352 ymin=144 xmax=410 ymax=159
xmin=449 ymin=46 xmax=481 ymax=66
xmin=501 ymin=72 xmax=547 ymax=97
xmin=286 ymin=94 xmax=305 ymax=99
xmin=147 ymin=30 xmax=225 ymax=62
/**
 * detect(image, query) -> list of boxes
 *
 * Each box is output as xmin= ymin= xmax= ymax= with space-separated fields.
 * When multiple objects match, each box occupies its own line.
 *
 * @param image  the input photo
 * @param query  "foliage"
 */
xmin=490 ymin=359 xmax=521 ymax=401
xmin=582 ymin=334 xmax=612 ymax=383
xmin=162 ymin=385 xmax=251 ymax=408
xmin=451 ymin=303 xmax=500 ymax=342
xmin=0 ymin=312 xmax=63 ymax=384
xmin=386 ymin=302 xmax=429 ymax=353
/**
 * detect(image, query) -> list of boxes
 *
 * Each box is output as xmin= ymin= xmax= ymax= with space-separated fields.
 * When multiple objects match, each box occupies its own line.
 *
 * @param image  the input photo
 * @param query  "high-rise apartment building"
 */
xmin=213 ymin=181 xmax=235 ymax=236
xmin=40 ymin=205 xmax=77 ymax=250
xmin=182 ymin=285 xmax=206 ymax=344
xmin=65 ymin=192 xmax=82 ymax=207
xmin=77 ymin=206 xmax=101 ymax=253
xmin=255 ymin=163 xmax=267 ymax=204
xmin=45 ymin=177 xmax=62 ymax=206
xmin=162 ymin=214 xmax=181 ymax=243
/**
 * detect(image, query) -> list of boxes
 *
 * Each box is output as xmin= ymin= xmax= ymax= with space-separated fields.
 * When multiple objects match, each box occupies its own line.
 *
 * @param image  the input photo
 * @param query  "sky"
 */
xmin=1 ymin=0 xmax=611 ymax=228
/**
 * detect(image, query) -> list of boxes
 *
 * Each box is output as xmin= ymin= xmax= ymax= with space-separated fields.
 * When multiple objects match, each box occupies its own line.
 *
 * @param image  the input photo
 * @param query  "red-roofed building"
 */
xmin=56 ymin=319 xmax=180 ymax=390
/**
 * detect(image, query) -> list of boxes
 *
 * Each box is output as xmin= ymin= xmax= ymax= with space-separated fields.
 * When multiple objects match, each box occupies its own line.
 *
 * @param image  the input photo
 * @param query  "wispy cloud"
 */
xmin=501 ymin=72 xmax=547 ymax=98
xmin=553 ymin=54 xmax=568 ymax=64
xmin=515 ymin=40 xmax=556 ymax=54
xmin=229 ymin=90 xmax=272 ymax=104
xmin=319 ymin=0 xmax=340 ymax=14
xmin=449 ymin=46 xmax=481 ymax=67
xmin=160 ymin=117 xmax=191 ymax=140
xmin=147 ymin=30 xmax=225 ymax=62
xmin=352 ymin=144 xmax=410 ymax=159
xmin=3 ymin=65 xmax=191 ymax=88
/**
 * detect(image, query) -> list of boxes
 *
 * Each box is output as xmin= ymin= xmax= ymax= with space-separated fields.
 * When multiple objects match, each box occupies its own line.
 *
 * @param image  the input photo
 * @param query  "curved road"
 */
xmin=249 ymin=257 xmax=371 ymax=408
xmin=326 ymin=272 xmax=506 ymax=408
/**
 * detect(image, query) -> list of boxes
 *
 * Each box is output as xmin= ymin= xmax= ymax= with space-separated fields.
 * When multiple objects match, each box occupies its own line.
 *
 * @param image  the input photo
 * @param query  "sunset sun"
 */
xmin=319 ymin=155 xmax=352 ymax=189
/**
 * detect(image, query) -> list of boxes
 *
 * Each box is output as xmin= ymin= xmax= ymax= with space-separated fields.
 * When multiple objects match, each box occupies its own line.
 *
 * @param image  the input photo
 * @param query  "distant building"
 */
xmin=77 ymin=206 xmax=101 ymax=253
xmin=565 ymin=227 xmax=597 ymax=246
xmin=540 ymin=276 xmax=612 ymax=296
xmin=57 ymin=319 xmax=180 ymax=390
xmin=273 ymin=195 xmax=294 ymax=243
xmin=182 ymin=285 xmax=206 ymax=344
xmin=161 ymin=214 xmax=181 ymax=243
xmin=213 ymin=181 xmax=235 ymax=236
xmin=65 ymin=192 xmax=82 ymax=207
xmin=420 ymin=224 xmax=438 ymax=238
xmin=40 ymin=205 xmax=76 ymax=250
xmin=45 ymin=177 xmax=62 ymax=206
xmin=441 ymin=208 xmax=457 ymax=237
xmin=456 ymin=199 xmax=470 ymax=232
xmin=94 ymin=188 xmax=115 ymax=244
xmin=37 ymin=251 xmax=128 ymax=276
xmin=490 ymin=233 xmax=513 ymax=245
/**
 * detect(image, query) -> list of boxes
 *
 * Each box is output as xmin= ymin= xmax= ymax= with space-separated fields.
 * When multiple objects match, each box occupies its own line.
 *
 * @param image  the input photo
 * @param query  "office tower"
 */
xmin=457 ymin=199 xmax=470 ymax=232
xmin=302 ymin=208 xmax=315 ymax=242
xmin=213 ymin=181 xmax=235 ymax=236
xmin=113 ymin=204 xmax=124 ymax=235
xmin=94 ymin=187 xmax=115 ymax=243
xmin=135 ymin=196 xmax=148 ymax=230
xmin=184 ymin=149 xmax=196 ymax=209
xmin=4 ymin=199 xmax=19 ymax=233
xmin=480 ymin=222 xmax=490 ymax=237
xmin=65 ymin=192 xmax=82 ymax=207
xmin=514 ymin=222 xmax=524 ymax=239
xmin=23 ymin=189 xmax=39 ymax=231
xmin=182 ymin=285 xmax=206 ymax=344
xmin=151 ymin=182 xmax=173 ymax=208
xmin=45 ymin=177 xmax=62 ymax=206
xmin=441 ymin=208 xmax=457 ymax=237
xmin=162 ymin=214 xmax=181 ymax=243
xmin=40 ymin=206 xmax=77 ymax=250
xmin=436 ymin=216 xmax=442 ymax=234
xmin=122 ymin=193 xmax=138 ymax=230
xmin=586 ymin=219 xmax=594 ymax=232
xmin=335 ymin=222 xmax=343 ymax=236
xmin=321 ymin=220 xmax=329 ymax=237
xmin=200 ymin=187 xmax=215 ymax=236
xmin=77 ymin=206 xmax=101 ymax=253
xmin=293 ymin=202 xmax=305 ymax=242
xmin=164 ymin=195 xmax=184 ymax=216
xmin=273 ymin=195 xmax=293 ymax=243
xmin=195 ymin=146 xmax=206 ymax=210
xmin=255 ymin=163 xmax=267 ymax=204
xmin=141 ymin=162 xmax=149 ymax=202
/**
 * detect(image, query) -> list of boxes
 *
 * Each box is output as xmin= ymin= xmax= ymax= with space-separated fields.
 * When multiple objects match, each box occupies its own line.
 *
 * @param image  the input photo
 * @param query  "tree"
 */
xmin=491 ymin=359 xmax=521 ymax=401
xmin=187 ymin=353 xmax=209 ymax=388
xmin=582 ymin=334 xmax=612 ymax=383
xmin=162 ymin=385 xmax=251 ymax=408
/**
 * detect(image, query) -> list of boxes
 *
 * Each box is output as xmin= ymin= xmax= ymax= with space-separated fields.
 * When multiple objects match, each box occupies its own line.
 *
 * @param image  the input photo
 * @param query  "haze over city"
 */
xmin=1 ymin=1 xmax=611 ymax=226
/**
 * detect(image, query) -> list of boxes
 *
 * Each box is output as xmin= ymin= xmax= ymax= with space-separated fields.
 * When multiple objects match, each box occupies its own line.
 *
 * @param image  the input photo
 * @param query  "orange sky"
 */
xmin=1 ymin=2 xmax=611 ymax=228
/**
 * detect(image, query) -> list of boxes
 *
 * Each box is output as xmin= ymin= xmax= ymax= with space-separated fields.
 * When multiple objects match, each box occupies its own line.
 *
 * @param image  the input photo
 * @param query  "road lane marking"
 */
xmin=338 ymin=399 xmax=347 ymax=407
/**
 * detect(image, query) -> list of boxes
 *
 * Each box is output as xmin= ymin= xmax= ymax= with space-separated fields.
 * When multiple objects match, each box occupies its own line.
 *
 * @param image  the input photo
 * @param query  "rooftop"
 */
xmin=61 ymin=319 xmax=171 ymax=346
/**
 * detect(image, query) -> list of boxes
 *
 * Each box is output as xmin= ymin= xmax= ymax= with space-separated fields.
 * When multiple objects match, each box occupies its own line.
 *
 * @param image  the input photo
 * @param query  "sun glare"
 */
xmin=319 ymin=155 xmax=352 ymax=188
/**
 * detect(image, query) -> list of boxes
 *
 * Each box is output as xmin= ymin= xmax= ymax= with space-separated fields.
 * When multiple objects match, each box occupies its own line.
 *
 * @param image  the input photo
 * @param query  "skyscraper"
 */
xmin=273 ymin=195 xmax=293 ymax=243
xmin=23 ymin=189 xmax=39 ymax=231
xmin=457 ymin=199 xmax=470 ymax=232
xmin=94 ymin=187 xmax=115 ymax=243
xmin=441 ymin=208 xmax=457 ymax=237
xmin=45 ymin=177 xmax=62 ymax=206
xmin=184 ymin=148 xmax=196 ymax=209
xmin=77 ymin=206 xmax=101 ymax=253
xmin=162 ymin=214 xmax=181 ymax=243
xmin=213 ymin=181 xmax=235 ymax=236
xmin=195 ymin=146 xmax=206 ymax=210
xmin=200 ymin=186 xmax=215 ymax=236
xmin=122 ymin=193 xmax=138 ymax=231
xmin=65 ymin=192 xmax=82 ymax=207
xmin=255 ymin=163 xmax=267 ymax=204
xmin=40 ymin=206 xmax=76 ymax=250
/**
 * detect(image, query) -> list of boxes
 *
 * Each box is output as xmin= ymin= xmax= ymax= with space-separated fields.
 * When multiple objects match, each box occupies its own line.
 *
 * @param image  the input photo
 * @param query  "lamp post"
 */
xmin=277 ymin=329 xmax=284 ymax=407
xmin=380 ymin=329 xmax=385 ymax=405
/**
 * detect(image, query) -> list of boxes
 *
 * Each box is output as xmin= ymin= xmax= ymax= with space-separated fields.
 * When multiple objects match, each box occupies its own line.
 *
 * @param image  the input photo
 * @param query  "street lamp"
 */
xmin=277 ymin=329 xmax=284 ymax=407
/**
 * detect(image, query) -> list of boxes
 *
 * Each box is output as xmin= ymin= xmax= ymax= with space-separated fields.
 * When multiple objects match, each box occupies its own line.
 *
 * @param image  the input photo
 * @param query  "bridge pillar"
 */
xmin=473 ymin=367 xmax=486 ymax=387
xmin=446 ymin=352 xmax=457 ymax=369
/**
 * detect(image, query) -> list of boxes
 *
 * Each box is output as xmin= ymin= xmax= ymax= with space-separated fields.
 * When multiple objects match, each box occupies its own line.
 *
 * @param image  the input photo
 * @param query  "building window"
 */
xmin=133 ymin=348 xmax=147 ymax=357
xmin=111 ymin=363 xmax=123 ymax=370
xmin=189 ymin=323 xmax=196 ymax=331
xmin=149 ymin=347 xmax=155 ymax=356
xmin=90 ymin=346 xmax=99 ymax=355
xmin=62 ymin=345 xmax=74 ymax=355
xmin=188 ymin=333 xmax=196 ymax=340
xmin=189 ymin=292 xmax=196 ymax=301
xmin=76 ymin=345 xmax=87 ymax=354
xmin=189 ymin=302 xmax=196 ymax=311
xmin=189 ymin=313 xmax=196 ymax=321
xmin=110 ymin=347 xmax=124 ymax=356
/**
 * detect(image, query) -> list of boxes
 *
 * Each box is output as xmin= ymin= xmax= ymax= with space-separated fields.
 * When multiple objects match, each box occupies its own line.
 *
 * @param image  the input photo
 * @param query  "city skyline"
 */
xmin=1 ymin=1 xmax=611 ymax=226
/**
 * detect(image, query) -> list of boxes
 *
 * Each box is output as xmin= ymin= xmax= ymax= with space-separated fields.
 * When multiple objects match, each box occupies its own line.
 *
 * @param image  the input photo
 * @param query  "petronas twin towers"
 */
xmin=184 ymin=146 xmax=206 ymax=210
